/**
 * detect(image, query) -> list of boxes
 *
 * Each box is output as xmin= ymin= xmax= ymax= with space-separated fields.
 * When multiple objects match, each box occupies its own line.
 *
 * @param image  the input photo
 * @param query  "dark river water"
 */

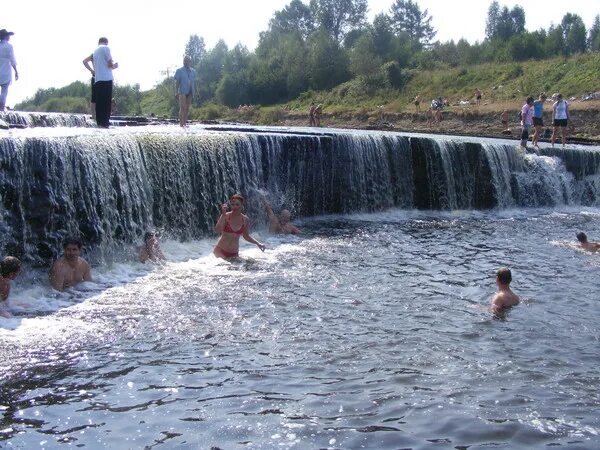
xmin=1 ymin=208 xmax=599 ymax=449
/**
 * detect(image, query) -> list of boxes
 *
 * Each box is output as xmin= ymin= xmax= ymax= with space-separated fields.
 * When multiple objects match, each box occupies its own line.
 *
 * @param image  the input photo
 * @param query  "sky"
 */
xmin=3 ymin=0 xmax=599 ymax=104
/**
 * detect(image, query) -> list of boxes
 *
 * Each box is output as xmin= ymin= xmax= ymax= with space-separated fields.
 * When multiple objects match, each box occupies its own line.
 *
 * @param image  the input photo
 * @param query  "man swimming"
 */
xmin=138 ymin=230 xmax=166 ymax=264
xmin=265 ymin=203 xmax=300 ymax=235
xmin=576 ymin=232 xmax=600 ymax=252
xmin=50 ymin=238 xmax=92 ymax=291
xmin=490 ymin=267 xmax=520 ymax=315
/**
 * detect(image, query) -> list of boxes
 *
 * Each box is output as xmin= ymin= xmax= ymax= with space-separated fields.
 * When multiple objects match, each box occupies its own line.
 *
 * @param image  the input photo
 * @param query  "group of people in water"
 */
xmin=0 ymin=195 xmax=301 ymax=317
xmin=1 ymin=190 xmax=598 ymax=318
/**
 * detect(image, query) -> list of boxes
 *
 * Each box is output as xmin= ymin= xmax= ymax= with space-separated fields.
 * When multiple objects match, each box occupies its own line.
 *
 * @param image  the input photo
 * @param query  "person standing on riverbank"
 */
xmin=214 ymin=194 xmax=265 ymax=258
xmin=532 ymin=93 xmax=547 ymax=148
xmin=0 ymin=256 xmax=21 ymax=317
xmin=93 ymin=37 xmax=118 ymax=128
xmin=308 ymin=102 xmax=316 ymax=126
xmin=0 ymin=29 xmax=18 ymax=112
xmin=474 ymin=88 xmax=482 ymax=106
xmin=551 ymin=93 xmax=569 ymax=148
xmin=174 ymin=55 xmax=195 ymax=127
xmin=50 ymin=238 xmax=92 ymax=291
xmin=520 ymin=96 xmax=534 ymax=150
xmin=490 ymin=267 xmax=520 ymax=315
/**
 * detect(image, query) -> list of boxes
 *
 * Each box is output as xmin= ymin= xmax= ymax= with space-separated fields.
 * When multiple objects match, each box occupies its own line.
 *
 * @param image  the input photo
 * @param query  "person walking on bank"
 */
xmin=551 ymin=93 xmax=569 ymax=148
xmin=0 ymin=29 xmax=18 ymax=112
xmin=92 ymin=37 xmax=118 ymax=128
xmin=174 ymin=55 xmax=195 ymax=127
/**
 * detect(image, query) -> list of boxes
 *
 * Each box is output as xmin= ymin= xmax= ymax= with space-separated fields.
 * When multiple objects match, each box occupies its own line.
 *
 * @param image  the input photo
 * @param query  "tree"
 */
xmin=545 ymin=24 xmax=565 ymax=56
xmin=590 ymin=15 xmax=600 ymax=51
xmin=185 ymin=34 xmax=206 ymax=62
xmin=371 ymin=13 xmax=395 ymax=58
xmin=196 ymin=40 xmax=229 ymax=104
xmin=309 ymin=0 xmax=368 ymax=42
xmin=269 ymin=0 xmax=315 ymax=39
xmin=306 ymin=30 xmax=350 ymax=89
xmin=389 ymin=0 xmax=436 ymax=46
xmin=561 ymin=13 xmax=587 ymax=55
xmin=485 ymin=1 xmax=525 ymax=41
xmin=349 ymin=34 xmax=381 ymax=76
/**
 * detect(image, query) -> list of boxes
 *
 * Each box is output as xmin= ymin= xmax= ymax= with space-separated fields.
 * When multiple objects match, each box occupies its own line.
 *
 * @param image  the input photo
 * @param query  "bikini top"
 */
xmin=224 ymin=218 xmax=245 ymax=235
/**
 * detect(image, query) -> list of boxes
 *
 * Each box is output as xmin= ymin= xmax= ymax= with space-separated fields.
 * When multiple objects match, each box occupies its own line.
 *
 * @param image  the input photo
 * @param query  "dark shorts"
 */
xmin=91 ymin=77 xmax=97 ymax=103
xmin=554 ymin=118 xmax=568 ymax=127
xmin=533 ymin=117 xmax=544 ymax=127
xmin=476 ymin=95 xmax=482 ymax=100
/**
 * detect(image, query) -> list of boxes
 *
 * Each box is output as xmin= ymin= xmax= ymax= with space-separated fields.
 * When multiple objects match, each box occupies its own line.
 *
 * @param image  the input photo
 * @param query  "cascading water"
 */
xmin=1 ymin=122 xmax=600 ymax=264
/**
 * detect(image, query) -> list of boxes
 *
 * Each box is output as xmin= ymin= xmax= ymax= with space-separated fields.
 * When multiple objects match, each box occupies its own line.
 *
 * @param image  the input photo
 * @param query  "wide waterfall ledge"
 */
xmin=1 ymin=123 xmax=600 ymax=265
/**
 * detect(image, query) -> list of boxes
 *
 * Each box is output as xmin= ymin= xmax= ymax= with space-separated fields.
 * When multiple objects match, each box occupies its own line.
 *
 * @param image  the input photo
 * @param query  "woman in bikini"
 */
xmin=214 ymin=193 xmax=265 ymax=258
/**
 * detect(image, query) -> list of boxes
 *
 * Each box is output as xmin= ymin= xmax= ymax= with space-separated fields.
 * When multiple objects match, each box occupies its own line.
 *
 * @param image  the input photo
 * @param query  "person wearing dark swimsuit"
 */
xmin=213 ymin=193 xmax=265 ymax=258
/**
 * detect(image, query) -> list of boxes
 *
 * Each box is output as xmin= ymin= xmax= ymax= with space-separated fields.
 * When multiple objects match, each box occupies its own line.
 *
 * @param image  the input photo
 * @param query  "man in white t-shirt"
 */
xmin=92 ymin=37 xmax=118 ymax=127
xmin=0 ymin=29 xmax=18 ymax=111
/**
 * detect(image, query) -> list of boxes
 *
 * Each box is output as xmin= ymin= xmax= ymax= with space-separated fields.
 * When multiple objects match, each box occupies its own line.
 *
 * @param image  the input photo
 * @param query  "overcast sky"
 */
xmin=4 ymin=0 xmax=598 ymax=104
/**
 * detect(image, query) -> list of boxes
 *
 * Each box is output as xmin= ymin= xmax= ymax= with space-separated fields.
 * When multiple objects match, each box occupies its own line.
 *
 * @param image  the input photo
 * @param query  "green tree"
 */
xmin=371 ymin=13 xmax=395 ymax=58
xmin=561 ymin=13 xmax=587 ymax=55
xmin=309 ymin=0 xmax=368 ymax=42
xmin=306 ymin=30 xmax=350 ymax=89
xmin=349 ymin=34 xmax=381 ymax=77
xmin=269 ymin=0 xmax=315 ymax=39
xmin=196 ymin=40 xmax=229 ymax=104
xmin=590 ymin=15 xmax=600 ymax=51
xmin=389 ymin=0 xmax=436 ymax=46
xmin=185 ymin=34 xmax=206 ymax=62
xmin=485 ymin=1 xmax=525 ymax=41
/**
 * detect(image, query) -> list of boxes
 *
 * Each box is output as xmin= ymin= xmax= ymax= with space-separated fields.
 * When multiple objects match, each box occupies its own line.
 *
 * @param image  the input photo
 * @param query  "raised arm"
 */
xmin=264 ymin=203 xmax=280 ymax=232
xmin=82 ymin=54 xmax=94 ymax=75
xmin=214 ymin=204 xmax=228 ymax=234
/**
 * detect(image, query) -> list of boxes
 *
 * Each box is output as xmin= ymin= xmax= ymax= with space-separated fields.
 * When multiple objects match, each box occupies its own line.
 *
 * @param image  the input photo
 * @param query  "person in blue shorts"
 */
xmin=532 ymin=93 xmax=546 ymax=148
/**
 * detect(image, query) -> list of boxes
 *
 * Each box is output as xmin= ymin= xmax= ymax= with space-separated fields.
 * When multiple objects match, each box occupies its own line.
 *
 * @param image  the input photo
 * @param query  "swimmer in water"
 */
xmin=50 ymin=238 xmax=92 ymax=291
xmin=265 ymin=203 xmax=300 ymax=235
xmin=138 ymin=230 xmax=166 ymax=264
xmin=214 ymin=193 xmax=265 ymax=258
xmin=490 ymin=267 xmax=520 ymax=315
xmin=576 ymin=232 xmax=600 ymax=252
xmin=0 ymin=256 xmax=21 ymax=318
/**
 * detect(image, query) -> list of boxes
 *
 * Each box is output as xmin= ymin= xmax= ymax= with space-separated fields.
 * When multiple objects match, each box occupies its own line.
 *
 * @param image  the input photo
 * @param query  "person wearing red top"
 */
xmin=213 ymin=194 xmax=265 ymax=258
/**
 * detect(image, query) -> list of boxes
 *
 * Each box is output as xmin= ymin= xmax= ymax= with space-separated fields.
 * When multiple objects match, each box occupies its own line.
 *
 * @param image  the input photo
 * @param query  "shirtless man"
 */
xmin=50 ymin=239 xmax=92 ymax=291
xmin=265 ymin=203 xmax=300 ymax=235
xmin=576 ymin=232 xmax=600 ymax=252
xmin=490 ymin=267 xmax=520 ymax=315
xmin=0 ymin=256 xmax=21 ymax=317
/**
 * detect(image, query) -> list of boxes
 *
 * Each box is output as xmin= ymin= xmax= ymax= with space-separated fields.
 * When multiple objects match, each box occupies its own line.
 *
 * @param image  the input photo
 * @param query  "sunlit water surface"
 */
xmin=1 ymin=208 xmax=600 ymax=449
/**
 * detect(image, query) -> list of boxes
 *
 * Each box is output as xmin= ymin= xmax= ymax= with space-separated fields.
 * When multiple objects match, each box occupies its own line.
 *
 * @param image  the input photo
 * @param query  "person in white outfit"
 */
xmin=551 ymin=93 xmax=569 ymax=148
xmin=0 ymin=29 xmax=18 ymax=111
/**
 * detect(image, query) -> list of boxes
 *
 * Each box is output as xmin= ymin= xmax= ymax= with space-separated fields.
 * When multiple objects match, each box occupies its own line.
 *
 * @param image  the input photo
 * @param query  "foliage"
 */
xmin=309 ymin=0 xmax=368 ymax=42
xmin=389 ymin=0 xmax=436 ymax=46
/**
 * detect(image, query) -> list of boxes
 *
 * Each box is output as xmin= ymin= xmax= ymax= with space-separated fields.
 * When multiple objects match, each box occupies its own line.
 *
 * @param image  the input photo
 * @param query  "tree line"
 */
xmin=17 ymin=0 xmax=600 ymax=115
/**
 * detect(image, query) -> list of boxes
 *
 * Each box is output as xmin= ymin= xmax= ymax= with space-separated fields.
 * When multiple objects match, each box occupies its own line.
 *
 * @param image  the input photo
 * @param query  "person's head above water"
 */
xmin=63 ymin=238 xmax=83 ymax=262
xmin=144 ymin=230 xmax=158 ymax=246
xmin=576 ymin=232 xmax=588 ymax=243
xmin=496 ymin=267 xmax=512 ymax=287
xmin=0 ymin=256 xmax=21 ymax=279
xmin=279 ymin=209 xmax=292 ymax=224
xmin=229 ymin=193 xmax=244 ymax=212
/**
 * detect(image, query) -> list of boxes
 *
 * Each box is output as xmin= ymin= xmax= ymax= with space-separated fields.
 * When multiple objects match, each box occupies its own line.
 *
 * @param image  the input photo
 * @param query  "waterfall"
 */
xmin=1 ymin=125 xmax=600 ymax=264
xmin=0 ymin=111 xmax=93 ymax=128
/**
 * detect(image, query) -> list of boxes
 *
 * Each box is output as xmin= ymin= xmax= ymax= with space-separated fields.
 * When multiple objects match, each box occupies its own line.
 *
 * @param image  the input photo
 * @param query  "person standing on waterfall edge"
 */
xmin=532 ymin=93 xmax=547 ymax=149
xmin=92 ymin=37 xmax=118 ymax=128
xmin=174 ymin=55 xmax=196 ymax=127
xmin=520 ymin=96 xmax=534 ymax=150
xmin=0 ymin=29 xmax=18 ymax=112
xmin=214 ymin=194 xmax=265 ymax=258
xmin=551 ymin=93 xmax=569 ymax=148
